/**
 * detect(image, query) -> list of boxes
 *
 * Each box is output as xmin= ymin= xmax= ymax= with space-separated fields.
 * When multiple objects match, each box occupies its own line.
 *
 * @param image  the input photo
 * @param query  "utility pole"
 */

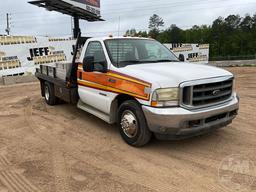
xmin=5 ymin=13 xmax=10 ymax=35
xmin=73 ymin=15 xmax=80 ymax=38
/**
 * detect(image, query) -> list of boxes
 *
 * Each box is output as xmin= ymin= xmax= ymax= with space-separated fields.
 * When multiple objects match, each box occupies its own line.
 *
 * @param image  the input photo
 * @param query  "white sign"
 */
xmin=0 ymin=36 xmax=76 ymax=77
xmin=62 ymin=0 xmax=100 ymax=15
xmin=164 ymin=43 xmax=210 ymax=64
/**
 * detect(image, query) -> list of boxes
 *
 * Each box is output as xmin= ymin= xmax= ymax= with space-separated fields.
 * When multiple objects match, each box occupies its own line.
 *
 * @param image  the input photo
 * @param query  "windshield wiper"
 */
xmin=118 ymin=59 xmax=178 ymax=66
xmin=153 ymin=59 xmax=179 ymax=63
xmin=119 ymin=60 xmax=142 ymax=64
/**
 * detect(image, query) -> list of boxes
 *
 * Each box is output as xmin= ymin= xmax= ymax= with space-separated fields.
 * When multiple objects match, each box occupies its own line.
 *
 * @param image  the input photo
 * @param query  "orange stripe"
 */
xmin=108 ymin=70 xmax=151 ymax=87
xmin=78 ymin=80 xmax=150 ymax=101
xmin=77 ymin=64 xmax=151 ymax=101
xmin=77 ymin=63 xmax=151 ymax=87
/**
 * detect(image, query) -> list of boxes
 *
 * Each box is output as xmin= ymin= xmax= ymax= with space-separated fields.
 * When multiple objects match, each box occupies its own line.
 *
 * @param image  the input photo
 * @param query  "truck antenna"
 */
xmin=118 ymin=16 xmax=121 ymax=37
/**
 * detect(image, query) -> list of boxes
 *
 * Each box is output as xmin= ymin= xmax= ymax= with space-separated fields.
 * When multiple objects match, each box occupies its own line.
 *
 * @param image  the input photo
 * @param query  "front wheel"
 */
xmin=117 ymin=100 xmax=152 ymax=147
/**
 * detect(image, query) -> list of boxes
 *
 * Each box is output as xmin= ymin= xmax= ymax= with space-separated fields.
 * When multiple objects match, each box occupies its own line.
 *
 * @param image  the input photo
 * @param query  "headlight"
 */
xmin=151 ymin=88 xmax=179 ymax=107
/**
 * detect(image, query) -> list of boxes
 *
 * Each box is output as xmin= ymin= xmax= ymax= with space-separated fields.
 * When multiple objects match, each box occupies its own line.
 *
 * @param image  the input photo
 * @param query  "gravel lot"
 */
xmin=0 ymin=67 xmax=255 ymax=192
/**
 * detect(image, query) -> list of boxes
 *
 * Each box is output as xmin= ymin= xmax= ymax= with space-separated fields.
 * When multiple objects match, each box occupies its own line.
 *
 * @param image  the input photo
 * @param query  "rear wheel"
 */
xmin=44 ymin=82 xmax=56 ymax=106
xmin=118 ymin=100 xmax=152 ymax=147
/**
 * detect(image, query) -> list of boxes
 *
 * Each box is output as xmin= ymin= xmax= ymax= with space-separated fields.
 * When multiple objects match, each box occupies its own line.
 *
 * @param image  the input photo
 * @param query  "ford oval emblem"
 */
xmin=212 ymin=89 xmax=221 ymax=96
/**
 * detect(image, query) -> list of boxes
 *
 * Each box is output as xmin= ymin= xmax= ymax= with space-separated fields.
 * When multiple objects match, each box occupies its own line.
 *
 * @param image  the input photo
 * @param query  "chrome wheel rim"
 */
xmin=121 ymin=110 xmax=138 ymax=138
xmin=45 ymin=86 xmax=50 ymax=101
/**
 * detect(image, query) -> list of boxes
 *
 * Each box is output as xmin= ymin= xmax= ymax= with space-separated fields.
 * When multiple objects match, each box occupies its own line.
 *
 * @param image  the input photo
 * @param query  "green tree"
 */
xmin=240 ymin=14 xmax=254 ymax=31
xmin=148 ymin=14 xmax=164 ymax=39
xmin=224 ymin=15 xmax=241 ymax=31
xmin=253 ymin=14 xmax=256 ymax=27
xmin=137 ymin=31 xmax=148 ymax=37
xmin=126 ymin=12 xmax=256 ymax=60
xmin=126 ymin=29 xmax=137 ymax=36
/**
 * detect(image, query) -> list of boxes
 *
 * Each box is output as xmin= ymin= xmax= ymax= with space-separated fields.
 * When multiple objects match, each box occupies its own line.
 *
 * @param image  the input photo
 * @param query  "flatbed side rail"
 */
xmin=35 ymin=66 xmax=78 ymax=105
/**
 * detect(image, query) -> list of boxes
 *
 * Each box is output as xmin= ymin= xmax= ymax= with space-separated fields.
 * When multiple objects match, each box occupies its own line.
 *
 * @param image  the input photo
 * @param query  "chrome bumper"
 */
xmin=142 ymin=95 xmax=239 ymax=139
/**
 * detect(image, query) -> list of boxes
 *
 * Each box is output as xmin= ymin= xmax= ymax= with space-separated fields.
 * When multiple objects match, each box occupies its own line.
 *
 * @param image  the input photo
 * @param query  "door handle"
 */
xmin=99 ymin=93 xmax=107 ymax=97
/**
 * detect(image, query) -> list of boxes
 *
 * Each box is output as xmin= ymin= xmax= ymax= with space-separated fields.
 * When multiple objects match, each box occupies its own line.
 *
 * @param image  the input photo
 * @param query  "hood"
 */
xmin=116 ymin=62 xmax=233 ymax=88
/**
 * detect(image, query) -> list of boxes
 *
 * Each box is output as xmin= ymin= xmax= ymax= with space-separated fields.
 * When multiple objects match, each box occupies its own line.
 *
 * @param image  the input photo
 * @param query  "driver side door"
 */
xmin=78 ymin=41 xmax=109 ymax=114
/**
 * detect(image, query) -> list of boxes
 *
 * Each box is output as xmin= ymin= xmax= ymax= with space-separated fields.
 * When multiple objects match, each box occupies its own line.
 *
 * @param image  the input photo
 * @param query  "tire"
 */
xmin=117 ymin=100 xmax=152 ymax=147
xmin=44 ymin=82 xmax=57 ymax=106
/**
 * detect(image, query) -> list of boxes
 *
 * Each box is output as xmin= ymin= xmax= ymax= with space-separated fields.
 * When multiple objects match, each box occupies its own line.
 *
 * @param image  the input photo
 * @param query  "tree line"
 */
xmin=126 ymin=13 xmax=256 ymax=60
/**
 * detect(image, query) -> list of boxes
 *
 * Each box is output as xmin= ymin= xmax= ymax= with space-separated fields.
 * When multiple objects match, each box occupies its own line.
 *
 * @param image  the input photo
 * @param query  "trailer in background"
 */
xmin=164 ymin=43 xmax=209 ymax=64
xmin=0 ymin=36 xmax=76 ymax=77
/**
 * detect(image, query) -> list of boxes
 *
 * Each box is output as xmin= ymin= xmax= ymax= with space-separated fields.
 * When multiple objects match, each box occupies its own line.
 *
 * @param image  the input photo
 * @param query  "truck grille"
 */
xmin=182 ymin=78 xmax=233 ymax=108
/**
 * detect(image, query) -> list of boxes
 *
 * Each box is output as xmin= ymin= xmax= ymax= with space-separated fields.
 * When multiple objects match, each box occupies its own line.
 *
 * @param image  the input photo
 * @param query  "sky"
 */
xmin=0 ymin=0 xmax=255 ymax=37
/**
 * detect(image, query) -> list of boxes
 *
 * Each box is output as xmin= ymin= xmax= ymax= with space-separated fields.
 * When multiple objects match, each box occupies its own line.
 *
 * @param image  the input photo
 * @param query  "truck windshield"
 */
xmin=104 ymin=39 xmax=179 ymax=67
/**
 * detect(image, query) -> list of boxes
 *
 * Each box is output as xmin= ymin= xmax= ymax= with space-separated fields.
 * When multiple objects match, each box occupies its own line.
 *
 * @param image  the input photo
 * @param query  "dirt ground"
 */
xmin=0 ymin=67 xmax=255 ymax=192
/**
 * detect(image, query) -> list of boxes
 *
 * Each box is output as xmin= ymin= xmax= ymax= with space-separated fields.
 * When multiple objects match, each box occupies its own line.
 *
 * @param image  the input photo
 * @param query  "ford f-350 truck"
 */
xmin=35 ymin=36 xmax=239 ymax=147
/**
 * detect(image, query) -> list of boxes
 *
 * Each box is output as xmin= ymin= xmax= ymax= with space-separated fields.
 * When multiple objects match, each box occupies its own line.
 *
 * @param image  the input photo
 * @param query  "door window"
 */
xmin=85 ymin=41 xmax=106 ymax=72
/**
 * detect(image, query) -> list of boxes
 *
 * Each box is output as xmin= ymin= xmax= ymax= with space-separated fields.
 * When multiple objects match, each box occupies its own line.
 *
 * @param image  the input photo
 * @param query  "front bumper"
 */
xmin=142 ymin=95 xmax=239 ymax=140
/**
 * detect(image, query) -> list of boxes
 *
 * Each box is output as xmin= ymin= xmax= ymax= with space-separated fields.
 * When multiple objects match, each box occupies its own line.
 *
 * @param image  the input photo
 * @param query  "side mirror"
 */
xmin=83 ymin=56 xmax=94 ymax=72
xmin=179 ymin=54 xmax=185 ymax=62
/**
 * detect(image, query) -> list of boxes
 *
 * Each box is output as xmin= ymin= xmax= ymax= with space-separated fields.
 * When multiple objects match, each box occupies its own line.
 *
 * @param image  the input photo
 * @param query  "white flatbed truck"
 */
xmin=35 ymin=36 xmax=239 ymax=147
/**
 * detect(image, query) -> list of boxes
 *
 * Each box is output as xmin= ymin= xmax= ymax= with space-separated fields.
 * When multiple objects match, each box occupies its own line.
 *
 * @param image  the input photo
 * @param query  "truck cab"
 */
xmin=36 ymin=36 xmax=239 ymax=147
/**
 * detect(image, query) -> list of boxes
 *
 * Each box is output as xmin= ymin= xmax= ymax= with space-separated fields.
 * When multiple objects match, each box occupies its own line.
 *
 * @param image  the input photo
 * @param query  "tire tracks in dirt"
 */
xmin=0 ymin=154 xmax=41 ymax=192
